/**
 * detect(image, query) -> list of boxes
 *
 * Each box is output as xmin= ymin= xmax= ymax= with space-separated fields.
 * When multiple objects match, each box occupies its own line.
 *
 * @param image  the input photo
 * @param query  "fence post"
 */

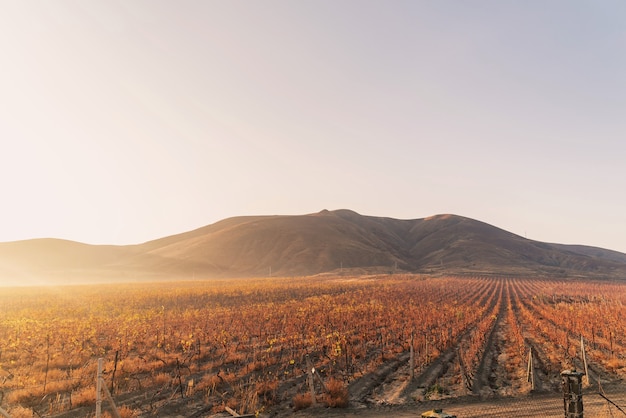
xmin=561 ymin=369 xmax=584 ymax=418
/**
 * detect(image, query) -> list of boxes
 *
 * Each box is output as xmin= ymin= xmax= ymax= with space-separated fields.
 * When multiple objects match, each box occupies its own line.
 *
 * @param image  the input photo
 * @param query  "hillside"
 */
xmin=1 ymin=210 xmax=625 ymax=283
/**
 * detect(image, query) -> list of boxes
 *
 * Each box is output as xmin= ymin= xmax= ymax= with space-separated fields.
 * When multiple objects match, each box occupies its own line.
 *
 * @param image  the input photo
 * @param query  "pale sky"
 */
xmin=1 ymin=1 xmax=626 ymax=252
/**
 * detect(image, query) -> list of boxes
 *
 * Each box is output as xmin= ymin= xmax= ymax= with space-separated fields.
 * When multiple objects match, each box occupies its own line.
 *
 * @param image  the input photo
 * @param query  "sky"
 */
xmin=1 ymin=1 xmax=626 ymax=252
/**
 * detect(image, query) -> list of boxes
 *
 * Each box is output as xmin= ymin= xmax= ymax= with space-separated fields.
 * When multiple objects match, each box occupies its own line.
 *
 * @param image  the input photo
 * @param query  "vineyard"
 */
xmin=1 ymin=275 xmax=626 ymax=417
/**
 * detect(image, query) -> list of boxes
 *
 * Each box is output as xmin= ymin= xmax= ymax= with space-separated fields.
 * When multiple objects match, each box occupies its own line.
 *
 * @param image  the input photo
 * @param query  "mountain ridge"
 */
xmin=1 ymin=210 xmax=625 ymax=284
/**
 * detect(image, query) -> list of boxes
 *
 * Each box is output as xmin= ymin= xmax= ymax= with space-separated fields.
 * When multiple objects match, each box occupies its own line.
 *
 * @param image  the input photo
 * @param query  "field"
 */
xmin=1 ymin=275 xmax=626 ymax=417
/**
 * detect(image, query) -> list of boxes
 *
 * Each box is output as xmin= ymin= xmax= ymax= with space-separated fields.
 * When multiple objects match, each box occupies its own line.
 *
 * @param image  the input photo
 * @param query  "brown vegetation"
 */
xmin=0 ymin=275 xmax=625 ymax=416
xmin=324 ymin=378 xmax=349 ymax=408
xmin=292 ymin=393 xmax=313 ymax=411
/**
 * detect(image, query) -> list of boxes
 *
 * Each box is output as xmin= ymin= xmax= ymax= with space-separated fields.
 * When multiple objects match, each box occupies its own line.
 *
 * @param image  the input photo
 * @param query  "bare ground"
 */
xmin=288 ymin=384 xmax=626 ymax=418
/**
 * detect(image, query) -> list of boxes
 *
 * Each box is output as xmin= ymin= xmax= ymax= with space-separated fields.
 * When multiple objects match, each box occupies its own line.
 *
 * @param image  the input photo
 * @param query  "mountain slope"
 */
xmin=1 ymin=210 xmax=625 ymax=283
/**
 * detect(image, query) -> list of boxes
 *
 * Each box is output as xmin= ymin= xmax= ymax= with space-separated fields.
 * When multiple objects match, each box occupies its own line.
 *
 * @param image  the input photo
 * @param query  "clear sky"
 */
xmin=1 ymin=1 xmax=626 ymax=252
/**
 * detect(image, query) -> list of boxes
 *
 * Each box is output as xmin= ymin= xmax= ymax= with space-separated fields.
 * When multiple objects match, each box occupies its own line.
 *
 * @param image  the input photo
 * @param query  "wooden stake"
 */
xmin=526 ymin=348 xmax=531 ymax=382
xmin=581 ymin=335 xmax=589 ymax=385
xmin=409 ymin=332 xmax=415 ymax=381
xmin=176 ymin=358 xmax=185 ymax=398
xmin=526 ymin=348 xmax=534 ymax=390
xmin=530 ymin=348 xmax=535 ymax=390
xmin=161 ymin=306 xmax=166 ymax=347
xmin=111 ymin=350 xmax=119 ymax=395
xmin=306 ymin=355 xmax=316 ymax=406
xmin=96 ymin=358 xmax=103 ymax=418
xmin=95 ymin=357 xmax=121 ymax=418
xmin=44 ymin=334 xmax=50 ymax=394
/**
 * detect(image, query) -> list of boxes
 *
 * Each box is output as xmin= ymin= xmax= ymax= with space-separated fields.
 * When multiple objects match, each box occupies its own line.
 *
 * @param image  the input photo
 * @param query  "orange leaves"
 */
xmin=3 ymin=275 xmax=626 ymax=414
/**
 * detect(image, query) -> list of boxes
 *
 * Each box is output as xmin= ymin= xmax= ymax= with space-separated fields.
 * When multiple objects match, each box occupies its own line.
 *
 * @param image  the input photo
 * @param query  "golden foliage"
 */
xmin=2 ymin=275 xmax=626 ymax=414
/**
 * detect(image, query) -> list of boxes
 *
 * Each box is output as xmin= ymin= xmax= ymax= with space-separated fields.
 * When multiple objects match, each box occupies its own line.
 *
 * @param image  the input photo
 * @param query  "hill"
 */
xmin=1 ymin=210 xmax=625 ymax=283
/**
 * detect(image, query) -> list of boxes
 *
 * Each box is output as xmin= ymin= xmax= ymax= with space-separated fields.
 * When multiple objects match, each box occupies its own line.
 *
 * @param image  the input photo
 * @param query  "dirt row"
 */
xmin=337 ymin=277 xmax=623 ymax=410
xmin=45 ymin=277 xmax=626 ymax=417
xmin=342 ymin=278 xmax=507 ymax=407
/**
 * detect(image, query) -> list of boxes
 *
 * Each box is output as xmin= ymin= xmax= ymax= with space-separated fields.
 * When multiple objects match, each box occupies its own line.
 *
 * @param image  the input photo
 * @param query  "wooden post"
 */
xmin=44 ymin=334 xmax=50 ymax=394
xmin=530 ymin=348 xmax=535 ymax=390
xmin=561 ymin=369 xmax=584 ymax=418
xmin=306 ymin=355 xmax=316 ymax=406
xmin=96 ymin=357 xmax=121 ymax=418
xmin=111 ymin=350 xmax=119 ymax=395
xmin=96 ymin=358 xmax=103 ymax=418
xmin=409 ymin=332 xmax=415 ymax=381
xmin=581 ymin=336 xmax=589 ymax=386
xmin=176 ymin=358 xmax=185 ymax=398
xmin=526 ymin=348 xmax=534 ymax=390
xmin=161 ymin=305 xmax=166 ymax=348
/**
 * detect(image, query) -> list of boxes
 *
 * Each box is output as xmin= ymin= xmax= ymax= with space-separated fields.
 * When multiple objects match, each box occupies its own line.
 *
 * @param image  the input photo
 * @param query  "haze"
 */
xmin=1 ymin=1 xmax=625 ymax=252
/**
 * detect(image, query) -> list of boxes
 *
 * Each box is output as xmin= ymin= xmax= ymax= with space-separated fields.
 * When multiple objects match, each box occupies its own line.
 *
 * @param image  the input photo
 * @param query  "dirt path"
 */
xmin=289 ymin=384 xmax=626 ymax=418
xmin=347 ymin=352 xmax=410 ymax=403
xmin=346 ymin=278 xmax=509 ymax=405
xmin=470 ymin=279 xmax=505 ymax=396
